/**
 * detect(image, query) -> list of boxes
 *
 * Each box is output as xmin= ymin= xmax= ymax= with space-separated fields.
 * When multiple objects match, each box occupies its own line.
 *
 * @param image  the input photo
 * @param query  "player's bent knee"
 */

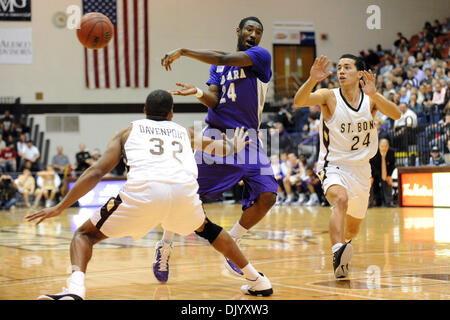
xmin=74 ymin=220 xmax=107 ymax=244
xmin=195 ymin=217 xmax=223 ymax=244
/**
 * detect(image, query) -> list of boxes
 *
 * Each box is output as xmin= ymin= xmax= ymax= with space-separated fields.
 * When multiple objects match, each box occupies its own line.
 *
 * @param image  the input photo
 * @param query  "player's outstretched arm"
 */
xmin=293 ymin=56 xmax=332 ymax=108
xmin=168 ymin=83 xmax=220 ymax=109
xmin=361 ymin=70 xmax=401 ymax=120
xmin=25 ymin=125 xmax=131 ymax=225
xmin=161 ymin=48 xmax=253 ymax=71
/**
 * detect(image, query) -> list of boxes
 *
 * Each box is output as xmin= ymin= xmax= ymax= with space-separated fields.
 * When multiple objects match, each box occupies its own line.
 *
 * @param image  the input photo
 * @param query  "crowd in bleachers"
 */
xmin=260 ymin=18 xmax=450 ymax=208
xmin=0 ymin=108 xmax=126 ymax=210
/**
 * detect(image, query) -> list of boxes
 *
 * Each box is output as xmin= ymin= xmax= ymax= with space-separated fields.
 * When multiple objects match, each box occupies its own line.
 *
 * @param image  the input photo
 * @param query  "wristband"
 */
xmin=195 ymin=88 xmax=204 ymax=98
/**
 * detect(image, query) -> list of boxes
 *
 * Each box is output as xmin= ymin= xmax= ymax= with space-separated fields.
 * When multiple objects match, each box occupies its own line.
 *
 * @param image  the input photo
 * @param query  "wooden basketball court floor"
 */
xmin=0 ymin=203 xmax=449 ymax=300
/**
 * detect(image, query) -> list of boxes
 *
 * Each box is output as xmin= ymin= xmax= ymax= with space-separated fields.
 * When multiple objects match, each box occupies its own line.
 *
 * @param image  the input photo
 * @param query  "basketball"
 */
xmin=76 ymin=12 xmax=114 ymax=50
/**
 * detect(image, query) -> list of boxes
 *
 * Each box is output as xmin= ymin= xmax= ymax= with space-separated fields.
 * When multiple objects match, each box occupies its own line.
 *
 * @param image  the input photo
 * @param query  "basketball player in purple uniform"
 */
xmin=153 ymin=17 xmax=277 ymax=282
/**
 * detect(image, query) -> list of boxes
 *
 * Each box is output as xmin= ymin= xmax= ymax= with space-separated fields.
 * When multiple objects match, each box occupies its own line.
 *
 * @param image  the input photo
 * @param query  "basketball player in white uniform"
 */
xmin=293 ymin=55 xmax=401 ymax=278
xmin=25 ymin=90 xmax=273 ymax=299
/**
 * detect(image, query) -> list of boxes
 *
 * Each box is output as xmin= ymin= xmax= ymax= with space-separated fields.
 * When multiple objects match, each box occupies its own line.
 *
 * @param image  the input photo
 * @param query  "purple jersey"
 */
xmin=205 ymin=46 xmax=272 ymax=131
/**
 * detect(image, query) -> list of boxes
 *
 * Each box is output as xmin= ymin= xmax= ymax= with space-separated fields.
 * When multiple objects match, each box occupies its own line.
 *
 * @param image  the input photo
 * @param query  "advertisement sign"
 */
xmin=0 ymin=27 xmax=32 ymax=64
xmin=401 ymin=172 xmax=450 ymax=207
xmin=273 ymin=21 xmax=314 ymax=45
xmin=0 ymin=0 xmax=31 ymax=21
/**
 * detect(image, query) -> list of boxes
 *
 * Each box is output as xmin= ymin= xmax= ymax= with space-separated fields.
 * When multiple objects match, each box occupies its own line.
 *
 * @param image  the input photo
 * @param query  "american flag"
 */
xmin=82 ymin=0 xmax=149 ymax=89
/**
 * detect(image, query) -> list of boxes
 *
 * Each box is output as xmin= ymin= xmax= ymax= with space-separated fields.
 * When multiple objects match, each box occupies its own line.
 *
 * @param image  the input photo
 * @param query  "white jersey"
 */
xmin=124 ymin=119 xmax=198 ymax=184
xmin=318 ymin=88 xmax=378 ymax=170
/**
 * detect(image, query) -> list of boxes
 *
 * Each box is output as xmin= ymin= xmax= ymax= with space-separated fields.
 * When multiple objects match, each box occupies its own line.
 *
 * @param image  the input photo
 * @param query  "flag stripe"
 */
xmin=113 ymin=24 xmax=120 ymax=88
xmin=144 ymin=0 xmax=149 ymax=88
xmin=84 ymin=48 xmax=90 ymax=88
xmin=133 ymin=0 xmax=139 ymax=88
xmin=83 ymin=0 xmax=148 ymax=89
xmin=104 ymin=46 xmax=110 ymax=88
xmin=93 ymin=49 xmax=100 ymax=88
xmin=122 ymin=0 xmax=130 ymax=87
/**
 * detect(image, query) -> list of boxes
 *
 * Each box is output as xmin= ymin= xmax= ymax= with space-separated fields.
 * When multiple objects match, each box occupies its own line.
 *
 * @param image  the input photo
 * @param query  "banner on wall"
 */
xmin=0 ymin=0 xmax=31 ymax=21
xmin=273 ymin=21 xmax=314 ymax=45
xmin=0 ymin=28 xmax=32 ymax=64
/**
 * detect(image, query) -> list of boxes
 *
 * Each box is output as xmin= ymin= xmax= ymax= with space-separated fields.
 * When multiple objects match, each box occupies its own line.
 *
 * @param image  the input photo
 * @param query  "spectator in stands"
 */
xmin=75 ymin=143 xmax=92 ymax=174
xmin=429 ymin=145 xmax=445 ymax=166
xmin=303 ymin=166 xmax=322 ymax=206
xmin=374 ymin=116 xmax=390 ymax=141
xmin=15 ymin=116 xmax=31 ymax=140
xmin=0 ymin=174 xmax=18 ymax=210
xmin=409 ymin=93 xmax=422 ymax=114
xmin=394 ymin=103 xmax=418 ymax=130
xmin=15 ymin=168 xmax=36 ymax=208
xmin=276 ymin=97 xmax=296 ymax=132
xmin=0 ymin=144 xmax=16 ymax=173
xmin=16 ymin=133 xmax=27 ymax=172
xmin=444 ymin=139 xmax=450 ymax=165
xmin=370 ymin=139 xmax=396 ymax=207
xmin=415 ymin=53 xmax=425 ymax=69
xmin=422 ymin=53 xmax=434 ymax=70
xmin=383 ymin=81 xmax=396 ymax=99
xmin=298 ymin=116 xmax=319 ymax=161
xmin=91 ymin=149 xmax=101 ymax=166
xmin=399 ymin=87 xmax=411 ymax=104
xmin=417 ymin=84 xmax=427 ymax=105
xmin=0 ymin=133 xmax=6 ymax=152
xmin=271 ymin=154 xmax=286 ymax=205
xmin=425 ymin=82 xmax=447 ymax=112
xmin=0 ymin=110 xmax=14 ymax=131
xmin=282 ymin=153 xmax=306 ymax=205
xmin=19 ymin=140 xmax=40 ymax=172
xmin=35 ymin=165 xmax=61 ymax=208
xmin=51 ymin=145 xmax=71 ymax=175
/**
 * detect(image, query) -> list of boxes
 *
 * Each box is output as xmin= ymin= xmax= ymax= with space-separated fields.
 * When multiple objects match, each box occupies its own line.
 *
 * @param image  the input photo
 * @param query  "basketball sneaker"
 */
xmin=240 ymin=273 xmax=273 ymax=297
xmin=37 ymin=280 xmax=85 ymax=300
xmin=153 ymin=240 xmax=173 ymax=283
xmin=333 ymin=241 xmax=353 ymax=279
xmin=224 ymin=237 xmax=244 ymax=277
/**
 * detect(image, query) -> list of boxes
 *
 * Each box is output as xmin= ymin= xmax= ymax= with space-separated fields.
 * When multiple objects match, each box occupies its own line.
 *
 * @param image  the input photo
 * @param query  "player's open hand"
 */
xmin=222 ymin=127 xmax=252 ymax=155
xmin=25 ymin=206 xmax=63 ymax=225
xmin=161 ymin=48 xmax=182 ymax=71
xmin=310 ymin=55 xmax=332 ymax=82
xmin=168 ymin=83 xmax=197 ymax=96
xmin=360 ymin=70 xmax=377 ymax=97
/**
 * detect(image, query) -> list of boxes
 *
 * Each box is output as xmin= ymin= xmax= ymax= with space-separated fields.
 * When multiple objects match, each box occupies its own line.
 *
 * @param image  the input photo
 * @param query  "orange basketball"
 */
xmin=76 ymin=12 xmax=114 ymax=50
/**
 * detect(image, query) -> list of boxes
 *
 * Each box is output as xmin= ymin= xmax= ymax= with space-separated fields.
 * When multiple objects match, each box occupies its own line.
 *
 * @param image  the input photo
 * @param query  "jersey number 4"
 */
xmin=351 ymin=133 xmax=370 ymax=151
xmin=149 ymin=138 xmax=183 ymax=163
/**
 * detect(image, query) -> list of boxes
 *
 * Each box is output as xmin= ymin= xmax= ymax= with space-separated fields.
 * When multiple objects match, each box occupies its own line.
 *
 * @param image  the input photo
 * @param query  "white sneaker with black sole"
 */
xmin=240 ymin=273 xmax=273 ymax=297
xmin=37 ymin=285 xmax=85 ymax=300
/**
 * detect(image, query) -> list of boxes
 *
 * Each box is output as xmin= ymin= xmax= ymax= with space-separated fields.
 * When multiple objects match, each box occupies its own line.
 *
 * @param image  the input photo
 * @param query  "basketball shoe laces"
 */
xmin=156 ymin=243 xmax=171 ymax=272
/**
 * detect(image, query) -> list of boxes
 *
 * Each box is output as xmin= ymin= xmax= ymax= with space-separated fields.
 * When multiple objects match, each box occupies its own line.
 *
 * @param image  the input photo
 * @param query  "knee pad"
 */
xmin=195 ymin=217 xmax=223 ymax=244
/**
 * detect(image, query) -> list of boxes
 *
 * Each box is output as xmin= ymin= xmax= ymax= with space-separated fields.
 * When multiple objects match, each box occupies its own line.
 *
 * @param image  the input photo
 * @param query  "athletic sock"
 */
xmin=229 ymin=222 xmax=248 ymax=240
xmin=242 ymin=263 xmax=259 ymax=281
xmin=69 ymin=271 xmax=86 ymax=299
xmin=332 ymin=243 xmax=343 ymax=254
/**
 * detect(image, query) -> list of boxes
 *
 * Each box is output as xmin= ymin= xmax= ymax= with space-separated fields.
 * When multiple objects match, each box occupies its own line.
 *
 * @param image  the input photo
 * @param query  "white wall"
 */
xmin=1 ymin=0 xmax=449 ymax=104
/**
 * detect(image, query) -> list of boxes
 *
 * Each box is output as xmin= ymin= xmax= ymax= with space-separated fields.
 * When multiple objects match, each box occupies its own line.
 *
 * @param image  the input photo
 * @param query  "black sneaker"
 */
xmin=333 ymin=241 xmax=353 ymax=279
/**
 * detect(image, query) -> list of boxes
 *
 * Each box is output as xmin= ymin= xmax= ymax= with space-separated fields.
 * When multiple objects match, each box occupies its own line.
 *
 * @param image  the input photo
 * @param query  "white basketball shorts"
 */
xmin=318 ymin=162 xmax=371 ymax=219
xmin=90 ymin=180 xmax=205 ymax=240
